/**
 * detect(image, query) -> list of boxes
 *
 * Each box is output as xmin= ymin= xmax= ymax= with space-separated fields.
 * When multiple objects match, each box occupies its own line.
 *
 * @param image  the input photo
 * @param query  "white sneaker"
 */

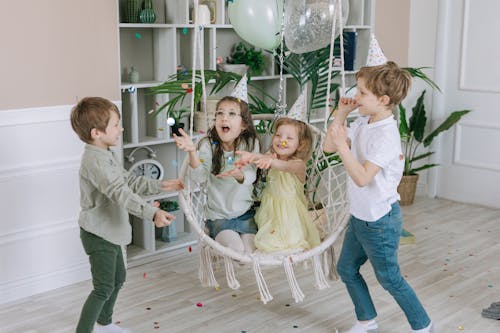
xmin=344 ymin=320 xmax=378 ymax=333
xmin=94 ymin=323 xmax=133 ymax=333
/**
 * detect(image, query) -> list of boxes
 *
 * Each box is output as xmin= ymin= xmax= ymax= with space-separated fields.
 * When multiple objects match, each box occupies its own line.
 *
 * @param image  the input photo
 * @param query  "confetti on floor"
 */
xmin=196 ymin=302 xmax=203 ymax=307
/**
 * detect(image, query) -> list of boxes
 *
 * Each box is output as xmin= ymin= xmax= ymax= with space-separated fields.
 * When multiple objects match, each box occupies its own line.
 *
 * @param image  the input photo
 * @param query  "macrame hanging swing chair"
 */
xmin=178 ymin=0 xmax=350 ymax=304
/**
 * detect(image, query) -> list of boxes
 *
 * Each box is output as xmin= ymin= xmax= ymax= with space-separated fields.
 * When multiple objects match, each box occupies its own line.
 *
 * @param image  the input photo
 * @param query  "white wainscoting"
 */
xmin=0 ymin=101 xmax=121 ymax=304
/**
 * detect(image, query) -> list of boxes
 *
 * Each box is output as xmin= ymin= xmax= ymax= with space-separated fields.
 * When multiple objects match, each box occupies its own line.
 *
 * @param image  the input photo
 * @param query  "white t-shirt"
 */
xmin=347 ymin=115 xmax=404 ymax=221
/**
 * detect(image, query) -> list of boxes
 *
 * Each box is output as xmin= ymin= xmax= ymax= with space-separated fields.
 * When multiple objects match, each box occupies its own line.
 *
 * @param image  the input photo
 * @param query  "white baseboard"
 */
xmin=0 ymin=261 xmax=90 ymax=305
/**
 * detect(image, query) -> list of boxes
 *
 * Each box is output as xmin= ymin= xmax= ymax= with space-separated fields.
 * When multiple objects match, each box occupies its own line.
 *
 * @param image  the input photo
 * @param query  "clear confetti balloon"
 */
xmin=284 ymin=0 xmax=349 ymax=54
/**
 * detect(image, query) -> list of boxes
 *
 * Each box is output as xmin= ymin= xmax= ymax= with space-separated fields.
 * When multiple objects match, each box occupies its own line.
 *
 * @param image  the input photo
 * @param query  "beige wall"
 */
xmin=375 ymin=0 xmax=410 ymax=67
xmin=0 ymin=0 xmax=120 ymax=110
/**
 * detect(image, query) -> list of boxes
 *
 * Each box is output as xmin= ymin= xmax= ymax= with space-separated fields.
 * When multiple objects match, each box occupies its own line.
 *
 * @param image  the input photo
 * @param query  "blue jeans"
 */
xmin=206 ymin=208 xmax=257 ymax=238
xmin=337 ymin=202 xmax=431 ymax=330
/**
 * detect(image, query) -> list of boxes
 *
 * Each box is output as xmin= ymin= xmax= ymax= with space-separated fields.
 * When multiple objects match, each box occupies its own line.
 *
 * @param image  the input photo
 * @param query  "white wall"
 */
xmin=405 ymin=0 xmax=439 ymax=196
xmin=0 ymin=102 xmax=121 ymax=304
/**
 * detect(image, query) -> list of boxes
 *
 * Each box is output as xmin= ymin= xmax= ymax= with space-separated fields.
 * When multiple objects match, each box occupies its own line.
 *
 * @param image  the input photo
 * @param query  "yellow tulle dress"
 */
xmin=254 ymin=168 xmax=321 ymax=253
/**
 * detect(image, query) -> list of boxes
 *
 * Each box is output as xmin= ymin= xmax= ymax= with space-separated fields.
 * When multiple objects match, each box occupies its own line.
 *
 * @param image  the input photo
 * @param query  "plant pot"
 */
xmin=155 ymin=209 xmax=184 ymax=242
xmin=398 ymin=174 xmax=419 ymax=206
xmin=170 ymin=123 xmax=184 ymax=137
xmin=217 ymin=63 xmax=248 ymax=75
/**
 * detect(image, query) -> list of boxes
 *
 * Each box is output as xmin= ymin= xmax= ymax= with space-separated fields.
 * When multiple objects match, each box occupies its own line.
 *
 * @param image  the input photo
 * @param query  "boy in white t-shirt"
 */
xmin=323 ymin=61 xmax=433 ymax=333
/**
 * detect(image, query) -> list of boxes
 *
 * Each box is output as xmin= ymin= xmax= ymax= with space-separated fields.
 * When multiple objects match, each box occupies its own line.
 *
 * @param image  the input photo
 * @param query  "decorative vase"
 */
xmin=397 ymin=174 xmax=419 ymax=206
xmin=128 ymin=66 xmax=139 ymax=83
xmin=140 ymin=0 xmax=156 ymax=23
xmin=126 ymin=0 xmax=141 ymax=23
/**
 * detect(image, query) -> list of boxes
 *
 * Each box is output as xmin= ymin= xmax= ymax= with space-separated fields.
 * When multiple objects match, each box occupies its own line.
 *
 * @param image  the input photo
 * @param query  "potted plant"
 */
xmin=155 ymin=200 xmax=183 ymax=242
xmin=168 ymin=108 xmax=189 ymax=136
xmin=218 ymin=42 xmax=266 ymax=76
xmin=397 ymin=90 xmax=471 ymax=205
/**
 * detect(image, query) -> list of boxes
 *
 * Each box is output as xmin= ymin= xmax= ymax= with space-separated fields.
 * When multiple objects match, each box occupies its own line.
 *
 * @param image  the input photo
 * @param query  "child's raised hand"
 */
xmin=173 ymin=128 xmax=195 ymax=152
xmin=329 ymin=123 xmax=349 ymax=149
xmin=216 ymin=167 xmax=244 ymax=180
xmin=255 ymin=154 xmax=275 ymax=169
xmin=153 ymin=209 xmax=175 ymax=227
xmin=161 ymin=179 xmax=184 ymax=192
xmin=234 ymin=150 xmax=256 ymax=167
xmin=337 ymin=97 xmax=359 ymax=115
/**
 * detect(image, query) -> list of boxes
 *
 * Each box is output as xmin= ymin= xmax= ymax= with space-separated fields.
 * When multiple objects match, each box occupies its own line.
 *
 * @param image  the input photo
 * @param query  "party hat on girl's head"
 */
xmin=286 ymin=91 xmax=307 ymax=122
xmin=231 ymin=74 xmax=248 ymax=103
xmin=366 ymin=34 xmax=388 ymax=66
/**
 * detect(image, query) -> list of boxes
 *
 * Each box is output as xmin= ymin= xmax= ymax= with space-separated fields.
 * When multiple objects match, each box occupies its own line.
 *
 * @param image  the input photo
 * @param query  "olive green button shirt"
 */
xmin=78 ymin=144 xmax=162 ymax=245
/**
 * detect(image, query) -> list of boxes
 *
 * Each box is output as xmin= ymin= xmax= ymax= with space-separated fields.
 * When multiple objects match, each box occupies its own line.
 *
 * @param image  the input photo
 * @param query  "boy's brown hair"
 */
xmin=270 ymin=117 xmax=313 ymax=162
xmin=355 ymin=61 xmax=412 ymax=108
xmin=70 ymin=97 xmax=120 ymax=143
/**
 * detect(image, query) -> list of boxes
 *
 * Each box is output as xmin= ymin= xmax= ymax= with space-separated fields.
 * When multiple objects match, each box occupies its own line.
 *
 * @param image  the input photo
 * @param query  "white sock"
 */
xmin=215 ymin=230 xmax=244 ymax=254
xmin=412 ymin=321 xmax=433 ymax=333
xmin=345 ymin=320 xmax=378 ymax=333
xmin=240 ymin=233 xmax=256 ymax=254
xmin=94 ymin=323 xmax=132 ymax=333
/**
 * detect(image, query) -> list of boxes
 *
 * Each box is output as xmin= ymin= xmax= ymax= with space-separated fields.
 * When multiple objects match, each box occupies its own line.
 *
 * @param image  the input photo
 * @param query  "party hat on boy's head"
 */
xmin=366 ymin=34 xmax=388 ymax=66
xmin=286 ymin=91 xmax=307 ymax=123
xmin=230 ymin=74 xmax=248 ymax=103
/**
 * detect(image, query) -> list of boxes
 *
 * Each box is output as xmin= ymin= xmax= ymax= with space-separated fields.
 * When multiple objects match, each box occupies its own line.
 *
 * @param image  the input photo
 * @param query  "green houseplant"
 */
xmin=397 ymin=90 xmax=471 ymax=205
xmin=225 ymin=42 xmax=265 ymax=76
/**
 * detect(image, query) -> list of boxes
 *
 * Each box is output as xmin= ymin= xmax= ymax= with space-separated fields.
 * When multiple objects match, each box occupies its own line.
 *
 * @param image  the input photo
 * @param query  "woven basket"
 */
xmin=397 ymin=174 xmax=419 ymax=206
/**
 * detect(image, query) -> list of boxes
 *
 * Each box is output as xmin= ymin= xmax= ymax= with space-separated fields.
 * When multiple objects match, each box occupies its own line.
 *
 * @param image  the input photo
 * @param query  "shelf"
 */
xmin=127 ymin=232 xmax=197 ymax=262
xmin=121 ymin=80 xmax=163 ymax=89
xmin=123 ymin=133 xmax=204 ymax=149
xmin=119 ymin=23 xmax=233 ymax=29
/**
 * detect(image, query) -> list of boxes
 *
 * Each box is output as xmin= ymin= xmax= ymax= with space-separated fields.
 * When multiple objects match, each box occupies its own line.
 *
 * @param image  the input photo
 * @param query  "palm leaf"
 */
xmin=409 ymin=151 xmax=434 ymax=163
xmin=403 ymin=67 xmax=441 ymax=92
xmin=410 ymin=163 xmax=439 ymax=174
xmin=399 ymin=103 xmax=410 ymax=142
xmin=408 ymin=90 xmax=427 ymax=143
xmin=423 ymin=110 xmax=472 ymax=147
xmin=150 ymin=70 xmax=277 ymax=116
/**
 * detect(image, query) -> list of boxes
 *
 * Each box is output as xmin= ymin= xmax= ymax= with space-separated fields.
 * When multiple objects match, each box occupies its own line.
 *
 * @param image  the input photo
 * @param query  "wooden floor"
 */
xmin=1 ymin=197 xmax=500 ymax=333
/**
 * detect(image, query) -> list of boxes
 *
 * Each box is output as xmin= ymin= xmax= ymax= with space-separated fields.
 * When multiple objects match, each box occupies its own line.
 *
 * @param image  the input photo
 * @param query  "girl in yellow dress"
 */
xmin=236 ymin=117 xmax=320 ymax=253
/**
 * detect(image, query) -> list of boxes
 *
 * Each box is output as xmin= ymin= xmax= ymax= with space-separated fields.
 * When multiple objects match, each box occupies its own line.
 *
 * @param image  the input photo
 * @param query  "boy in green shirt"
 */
xmin=70 ymin=97 xmax=183 ymax=333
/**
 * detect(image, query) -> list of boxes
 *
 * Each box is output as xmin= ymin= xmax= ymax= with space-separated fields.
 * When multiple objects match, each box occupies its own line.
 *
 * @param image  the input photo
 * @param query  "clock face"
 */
xmin=129 ymin=159 xmax=164 ymax=180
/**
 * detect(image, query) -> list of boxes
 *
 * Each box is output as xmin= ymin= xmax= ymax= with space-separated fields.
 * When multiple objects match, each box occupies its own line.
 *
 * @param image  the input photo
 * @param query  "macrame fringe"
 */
xmin=223 ymin=255 xmax=240 ymax=290
xmin=198 ymin=243 xmax=219 ymax=288
xmin=252 ymin=256 xmax=273 ymax=304
xmin=325 ymin=245 xmax=339 ymax=281
xmin=312 ymin=254 xmax=329 ymax=289
xmin=283 ymin=257 xmax=304 ymax=303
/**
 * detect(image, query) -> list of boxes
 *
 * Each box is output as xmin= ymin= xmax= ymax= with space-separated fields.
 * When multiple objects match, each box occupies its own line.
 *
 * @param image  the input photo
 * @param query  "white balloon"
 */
xmin=167 ymin=117 xmax=175 ymax=126
xmin=228 ymin=0 xmax=283 ymax=51
xmin=284 ymin=0 xmax=349 ymax=54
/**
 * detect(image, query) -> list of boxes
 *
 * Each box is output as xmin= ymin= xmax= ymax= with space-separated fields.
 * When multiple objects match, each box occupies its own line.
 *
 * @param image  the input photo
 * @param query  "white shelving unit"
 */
xmin=117 ymin=0 xmax=375 ymax=264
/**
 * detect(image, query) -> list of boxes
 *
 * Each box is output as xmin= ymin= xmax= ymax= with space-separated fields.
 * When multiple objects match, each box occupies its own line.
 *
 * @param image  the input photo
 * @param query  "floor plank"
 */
xmin=1 ymin=197 xmax=499 ymax=332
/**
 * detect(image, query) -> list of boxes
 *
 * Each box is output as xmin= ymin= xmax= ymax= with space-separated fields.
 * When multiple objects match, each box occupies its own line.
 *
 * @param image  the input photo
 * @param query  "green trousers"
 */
xmin=76 ymin=228 xmax=126 ymax=333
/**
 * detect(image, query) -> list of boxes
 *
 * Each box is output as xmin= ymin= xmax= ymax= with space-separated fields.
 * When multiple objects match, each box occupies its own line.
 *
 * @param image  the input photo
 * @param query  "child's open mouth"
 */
xmin=221 ymin=126 xmax=230 ymax=133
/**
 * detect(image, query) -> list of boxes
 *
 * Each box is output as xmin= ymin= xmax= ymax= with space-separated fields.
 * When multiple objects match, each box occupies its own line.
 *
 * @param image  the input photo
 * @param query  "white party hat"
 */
xmin=366 ymin=34 xmax=388 ymax=66
xmin=230 ymin=74 xmax=248 ymax=103
xmin=286 ymin=91 xmax=307 ymax=123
